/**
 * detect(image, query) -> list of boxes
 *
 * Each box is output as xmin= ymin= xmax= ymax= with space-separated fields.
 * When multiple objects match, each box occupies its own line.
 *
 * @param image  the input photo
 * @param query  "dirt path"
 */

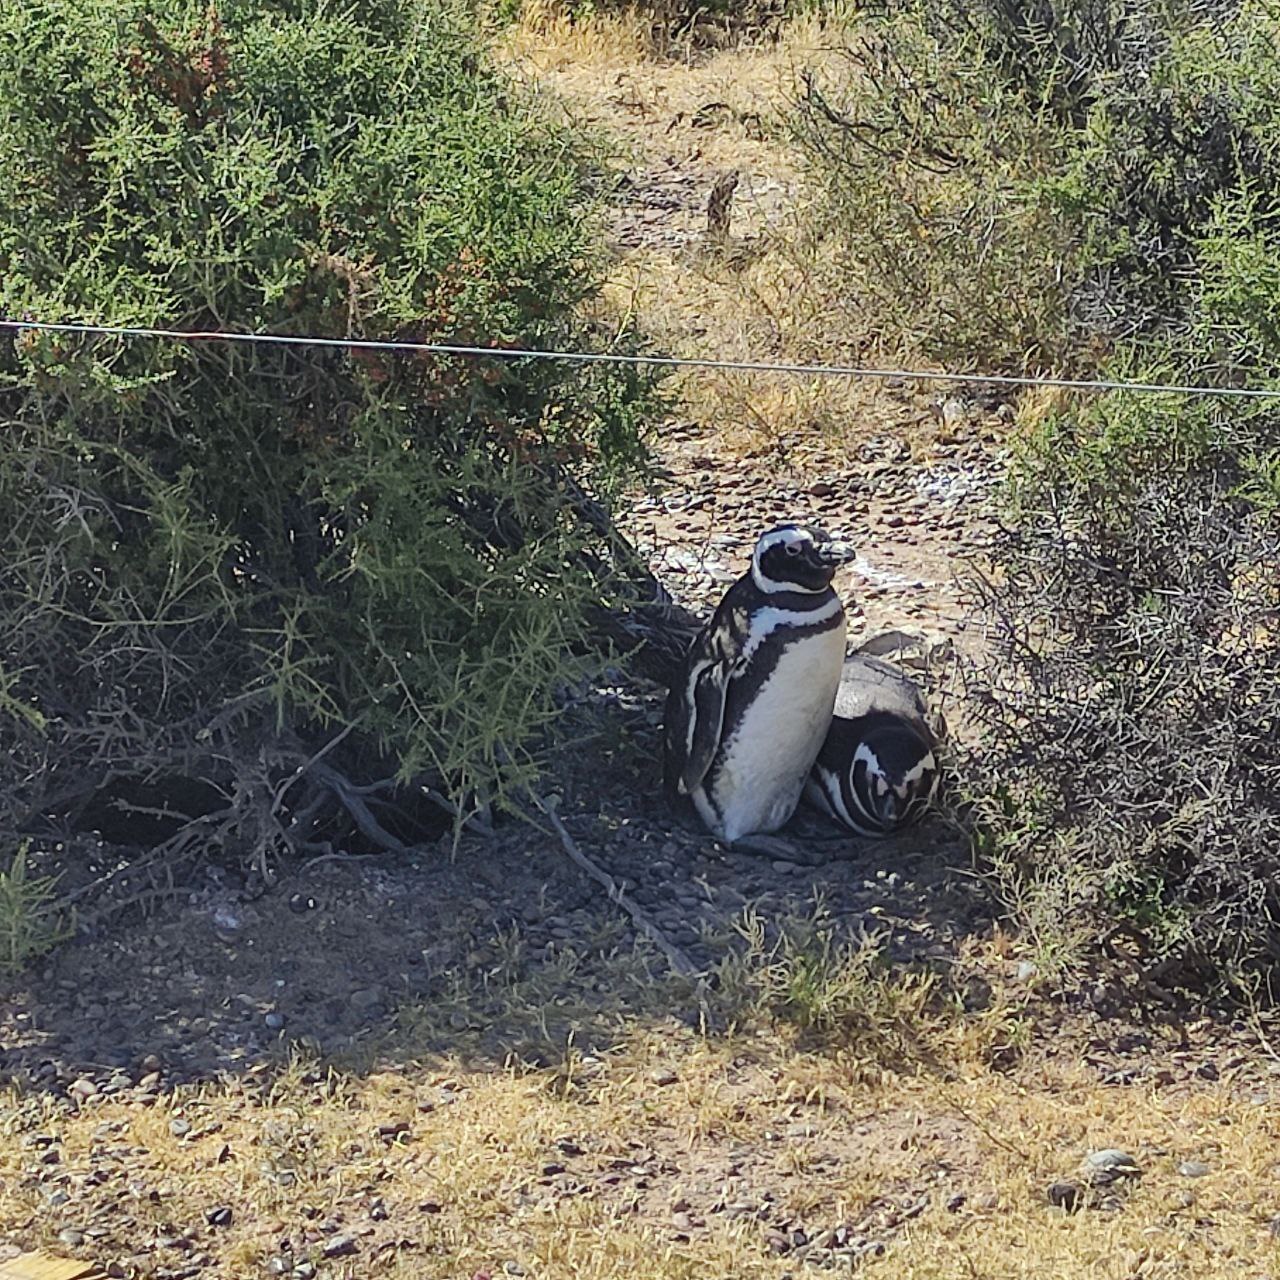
xmin=504 ymin=16 xmax=1006 ymax=665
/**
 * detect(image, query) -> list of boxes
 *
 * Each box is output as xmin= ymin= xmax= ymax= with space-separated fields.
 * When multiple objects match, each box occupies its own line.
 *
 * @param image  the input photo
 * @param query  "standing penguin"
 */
xmin=663 ymin=524 xmax=858 ymax=846
xmin=804 ymin=652 xmax=941 ymax=836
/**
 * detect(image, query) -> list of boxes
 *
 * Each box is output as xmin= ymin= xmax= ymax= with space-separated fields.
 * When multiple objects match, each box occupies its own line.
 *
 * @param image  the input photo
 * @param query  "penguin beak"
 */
xmin=815 ymin=539 xmax=858 ymax=566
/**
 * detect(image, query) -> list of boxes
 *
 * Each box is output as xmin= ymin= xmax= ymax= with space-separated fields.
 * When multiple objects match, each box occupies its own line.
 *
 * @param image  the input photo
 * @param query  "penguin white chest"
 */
xmin=704 ymin=621 xmax=846 ymax=842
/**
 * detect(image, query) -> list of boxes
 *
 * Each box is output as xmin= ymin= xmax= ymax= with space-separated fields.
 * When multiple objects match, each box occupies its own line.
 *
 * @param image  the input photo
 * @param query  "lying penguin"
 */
xmin=803 ymin=651 xmax=942 ymax=835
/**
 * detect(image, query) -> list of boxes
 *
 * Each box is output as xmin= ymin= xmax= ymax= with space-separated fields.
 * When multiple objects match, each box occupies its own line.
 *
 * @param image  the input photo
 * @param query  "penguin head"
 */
xmin=752 ymin=523 xmax=857 ymax=594
xmin=852 ymin=732 xmax=939 ymax=829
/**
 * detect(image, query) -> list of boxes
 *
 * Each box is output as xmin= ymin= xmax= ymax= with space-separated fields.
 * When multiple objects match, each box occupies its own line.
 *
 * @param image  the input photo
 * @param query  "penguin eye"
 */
xmin=785 ymin=543 xmax=801 ymax=557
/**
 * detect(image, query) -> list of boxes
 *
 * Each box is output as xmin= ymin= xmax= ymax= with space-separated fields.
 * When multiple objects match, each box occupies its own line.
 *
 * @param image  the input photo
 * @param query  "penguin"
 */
xmin=663 ymin=523 xmax=858 ymax=848
xmin=803 ymin=651 xmax=941 ymax=836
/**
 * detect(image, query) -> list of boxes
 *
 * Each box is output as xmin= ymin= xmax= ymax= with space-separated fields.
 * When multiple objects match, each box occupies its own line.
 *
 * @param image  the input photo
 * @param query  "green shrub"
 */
xmin=794 ymin=0 xmax=1280 ymax=988
xmin=0 ymin=0 xmax=654 ymax=906
xmin=792 ymin=4 xmax=1082 ymax=369
xmin=793 ymin=0 xmax=1280 ymax=370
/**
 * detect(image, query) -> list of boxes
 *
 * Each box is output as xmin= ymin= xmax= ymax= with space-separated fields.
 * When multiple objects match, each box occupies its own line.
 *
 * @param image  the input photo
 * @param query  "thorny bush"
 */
xmin=0 ymin=0 xmax=656 ymax=942
xmin=963 ymin=418 xmax=1280 ymax=990
xmin=795 ymin=0 xmax=1280 ymax=990
xmin=793 ymin=0 xmax=1280 ymax=366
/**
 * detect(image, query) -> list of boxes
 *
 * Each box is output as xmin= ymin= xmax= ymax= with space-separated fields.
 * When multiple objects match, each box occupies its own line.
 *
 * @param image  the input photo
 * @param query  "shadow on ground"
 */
xmin=0 ymin=700 xmax=992 ymax=1099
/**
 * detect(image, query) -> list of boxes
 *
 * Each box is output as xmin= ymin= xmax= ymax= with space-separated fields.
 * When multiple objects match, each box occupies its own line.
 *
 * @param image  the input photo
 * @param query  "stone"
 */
xmin=1178 ymin=1161 xmax=1210 ymax=1178
xmin=1047 ymin=1182 xmax=1082 ymax=1212
xmin=1082 ymin=1148 xmax=1140 ymax=1186
xmin=68 ymin=1078 xmax=98 ymax=1105
xmin=322 ymin=1234 xmax=358 ymax=1259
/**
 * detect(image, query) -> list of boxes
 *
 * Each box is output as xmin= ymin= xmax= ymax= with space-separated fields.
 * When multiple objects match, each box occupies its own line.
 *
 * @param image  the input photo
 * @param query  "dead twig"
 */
xmin=523 ymin=791 xmax=702 ymax=981
xmin=311 ymin=760 xmax=413 ymax=855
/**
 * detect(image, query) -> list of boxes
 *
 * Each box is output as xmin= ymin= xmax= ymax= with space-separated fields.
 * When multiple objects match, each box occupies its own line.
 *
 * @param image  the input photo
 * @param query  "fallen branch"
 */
xmin=524 ymin=790 xmax=702 ymax=980
xmin=311 ymin=760 xmax=413 ymax=855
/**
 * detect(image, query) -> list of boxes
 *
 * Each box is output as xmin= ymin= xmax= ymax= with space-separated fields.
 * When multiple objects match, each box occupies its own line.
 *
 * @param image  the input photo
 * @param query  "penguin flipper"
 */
xmin=681 ymin=659 xmax=731 ymax=794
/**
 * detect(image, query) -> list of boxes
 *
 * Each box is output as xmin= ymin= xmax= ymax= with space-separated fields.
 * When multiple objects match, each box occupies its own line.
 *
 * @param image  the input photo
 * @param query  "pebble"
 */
xmin=205 ymin=1205 xmax=233 ymax=1227
xmin=169 ymin=1117 xmax=192 ymax=1138
xmin=264 ymin=1012 xmax=286 ymax=1031
xmin=945 ymin=1193 xmax=966 ymax=1212
xmin=1014 ymin=961 xmax=1038 ymax=983
xmin=57 ymin=1228 xmax=86 ymax=1247
xmin=1083 ymin=1148 xmax=1140 ymax=1185
xmin=1178 ymin=1160 xmax=1210 ymax=1178
xmin=68 ymin=1078 xmax=98 ymax=1105
xmin=1047 ymin=1182 xmax=1082 ymax=1212
xmin=322 ymin=1234 xmax=358 ymax=1259
xmin=650 ymin=1068 xmax=678 ymax=1087
xmin=349 ymin=987 xmax=385 ymax=1013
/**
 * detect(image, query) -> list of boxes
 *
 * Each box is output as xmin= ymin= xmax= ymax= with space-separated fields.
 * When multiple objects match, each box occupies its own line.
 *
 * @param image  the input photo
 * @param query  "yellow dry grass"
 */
xmin=4 ymin=916 xmax=1279 ymax=1278
xmin=4 ymin=994 xmax=1279 ymax=1279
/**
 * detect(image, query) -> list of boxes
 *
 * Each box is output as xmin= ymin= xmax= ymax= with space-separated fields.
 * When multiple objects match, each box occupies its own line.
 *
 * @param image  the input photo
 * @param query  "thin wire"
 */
xmin=4 ymin=316 xmax=1280 ymax=400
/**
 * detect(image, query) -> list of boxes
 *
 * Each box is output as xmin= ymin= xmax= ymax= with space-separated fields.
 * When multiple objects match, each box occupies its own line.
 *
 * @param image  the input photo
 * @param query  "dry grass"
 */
xmin=4 ymin=910 xmax=1280 ymax=1278
xmin=499 ymin=8 xmax=942 ymax=455
xmin=4 ymin=927 xmax=1280 ymax=1280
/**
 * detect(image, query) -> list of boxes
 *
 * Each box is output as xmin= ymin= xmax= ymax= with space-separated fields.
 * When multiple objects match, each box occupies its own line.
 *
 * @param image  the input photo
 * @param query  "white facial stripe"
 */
xmin=901 ymin=752 xmax=936 ymax=787
xmin=752 ymin=560 xmax=823 ymax=595
xmin=752 ymin=527 xmax=825 ymax=595
xmin=755 ymin=526 xmax=810 ymax=555
xmin=853 ymin=743 xmax=882 ymax=776
xmin=743 ymin=596 xmax=843 ymax=663
xmin=823 ymin=766 xmax=859 ymax=830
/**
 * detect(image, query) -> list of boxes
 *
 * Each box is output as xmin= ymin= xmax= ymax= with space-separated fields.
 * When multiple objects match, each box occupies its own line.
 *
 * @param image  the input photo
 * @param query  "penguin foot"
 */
xmin=723 ymin=833 xmax=855 ymax=867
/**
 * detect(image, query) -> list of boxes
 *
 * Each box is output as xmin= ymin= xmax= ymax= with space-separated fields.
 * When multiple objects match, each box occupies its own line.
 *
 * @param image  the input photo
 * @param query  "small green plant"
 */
xmin=712 ymin=907 xmax=950 ymax=1067
xmin=0 ymin=844 xmax=70 ymax=975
